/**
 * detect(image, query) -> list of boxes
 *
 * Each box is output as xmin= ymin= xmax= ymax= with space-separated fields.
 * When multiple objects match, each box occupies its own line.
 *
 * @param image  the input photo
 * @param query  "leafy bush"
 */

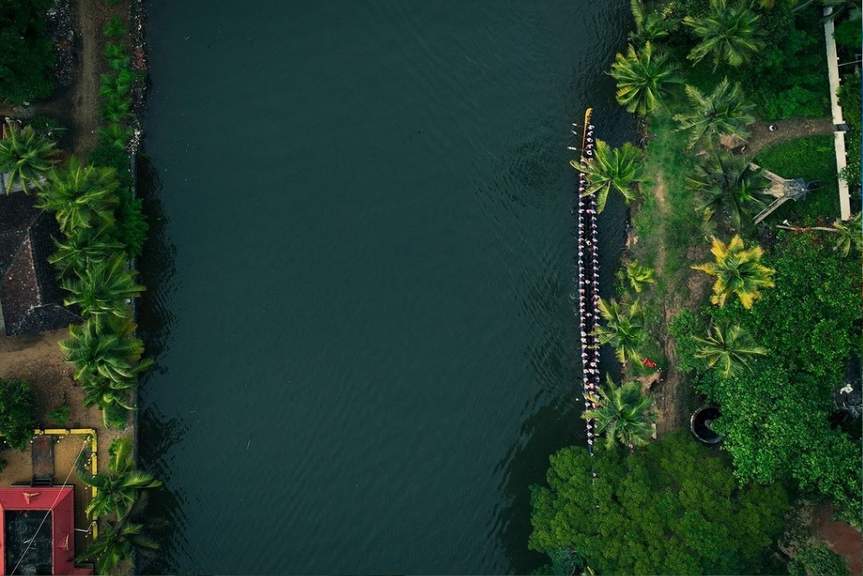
xmin=668 ymin=309 xmax=704 ymax=374
xmin=701 ymin=234 xmax=862 ymax=519
xmin=719 ymin=8 xmax=830 ymax=120
xmin=834 ymin=19 xmax=862 ymax=51
xmin=529 ymin=432 xmax=790 ymax=575
xmin=47 ymin=402 xmax=71 ymax=427
xmin=0 ymin=379 xmax=35 ymax=451
xmin=0 ymin=0 xmax=55 ymax=104
xmin=103 ymin=16 xmax=126 ymax=39
xmin=838 ymin=71 xmax=860 ymax=189
xmin=787 ymin=543 xmax=850 ymax=576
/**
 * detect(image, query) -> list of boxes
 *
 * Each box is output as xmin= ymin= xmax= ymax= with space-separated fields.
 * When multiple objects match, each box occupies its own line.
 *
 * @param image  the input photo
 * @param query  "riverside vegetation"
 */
xmin=530 ymin=0 xmax=862 ymax=574
xmin=0 ymin=0 xmax=158 ymax=572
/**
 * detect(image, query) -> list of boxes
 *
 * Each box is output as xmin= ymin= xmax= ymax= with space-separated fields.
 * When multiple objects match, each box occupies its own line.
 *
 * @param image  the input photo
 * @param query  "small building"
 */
xmin=0 ymin=193 xmax=78 ymax=336
xmin=0 ymin=486 xmax=93 ymax=575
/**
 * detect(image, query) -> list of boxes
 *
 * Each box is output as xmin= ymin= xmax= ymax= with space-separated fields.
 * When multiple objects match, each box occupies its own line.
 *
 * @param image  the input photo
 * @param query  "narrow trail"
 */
xmin=745 ymin=117 xmax=833 ymax=156
xmin=647 ymin=172 xmax=710 ymax=436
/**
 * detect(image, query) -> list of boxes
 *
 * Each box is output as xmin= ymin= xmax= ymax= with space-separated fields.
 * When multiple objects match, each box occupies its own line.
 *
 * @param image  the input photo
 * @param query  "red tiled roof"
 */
xmin=0 ymin=487 xmax=93 ymax=575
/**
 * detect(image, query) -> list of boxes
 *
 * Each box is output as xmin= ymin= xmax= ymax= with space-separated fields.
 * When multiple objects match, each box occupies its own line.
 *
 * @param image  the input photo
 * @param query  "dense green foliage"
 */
xmin=529 ymin=433 xmax=789 ymax=575
xmin=0 ymin=0 xmax=55 ymax=104
xmin=696 ymin=234 xmax=862 ymax=519
xmin=787 ymin=543 xmax=850 ymax=576
xmin=0 ymin=379 xmax=35 ymax=451
xmin=838 ymin=71 xmax=860 ymax=189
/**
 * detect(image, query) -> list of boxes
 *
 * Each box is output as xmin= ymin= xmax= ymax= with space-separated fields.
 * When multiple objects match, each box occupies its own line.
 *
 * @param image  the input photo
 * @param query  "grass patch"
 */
xmin=755 ymin=135 xmax=839 ymax=224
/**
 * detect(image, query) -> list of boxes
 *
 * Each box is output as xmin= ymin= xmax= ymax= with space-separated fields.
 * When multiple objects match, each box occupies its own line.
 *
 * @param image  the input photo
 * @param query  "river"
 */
xmin=138 ymin=1 xmax=633 ymax=572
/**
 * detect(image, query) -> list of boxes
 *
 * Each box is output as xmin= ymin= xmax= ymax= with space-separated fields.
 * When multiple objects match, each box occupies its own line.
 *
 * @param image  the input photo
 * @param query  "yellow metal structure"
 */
xmin=32 ymin=427 xmax=99 ymax=537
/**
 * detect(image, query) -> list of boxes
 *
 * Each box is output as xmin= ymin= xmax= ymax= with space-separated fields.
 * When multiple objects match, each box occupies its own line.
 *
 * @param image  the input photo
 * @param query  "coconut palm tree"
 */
xmin=82 ymin=376 xmax=135 ymax=428
xmin=0 ymin=121 xmax=57 ymax=194
xmin=62 ymin=255 xmax=144 ymax=319
xmin=691 ymin=235 xmax=775 ymax=309
xmin=37 ymin=158 xmax=119 ymax=235
xmin=49 ymin=229 xmax=125 ymax=278
xmin=79 ymin=518 xmax=158 ymax=575
xmin=688 ymin=151 xmax=767 ymax=229
xmin=674 ymin=78 xmax=755 ymax=149
xmin=78 ymin=437 xmax=161 ymax=572
xmin=583 ymin=374 xmax=654 ymax=449
xmin=594 ymin=297 xmax=647 ymax=364
xmin=684 ymin=0 xmax=764 ymax=69
xmin=629 ymin=0 xmax=675 ymax=45
xmin=609 ymin=42 xmax=682 ymax=116
xmin=624 ymin=261 xmax=655 ymax=293
xmin=80 ymin=437 xmax=161 ymax=520
xmin=829 ymin=213 xmax=862 ymax=257
xmin=693 ymin=323 xmax=768 ymax=378
xmin=572 ymin=140 xmax=643 ymax=213
xmin=61 ymin=317 xmax=152 ymax=389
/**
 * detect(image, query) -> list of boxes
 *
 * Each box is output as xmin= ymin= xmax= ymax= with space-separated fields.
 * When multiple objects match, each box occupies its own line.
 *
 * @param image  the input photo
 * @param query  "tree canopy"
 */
xmin=0 ymin=379 xmax=35 ymax=451
xmin=0 ymin=0 xmax=55 ymax=104
xmin=529 ymin=433 xmax=789 ymax=575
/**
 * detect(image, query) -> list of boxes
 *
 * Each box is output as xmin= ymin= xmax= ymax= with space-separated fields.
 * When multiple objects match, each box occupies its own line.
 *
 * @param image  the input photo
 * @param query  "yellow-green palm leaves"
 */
xmin=572 ymin=140 xmax=643 ymax=213
xmin=609 ymin=42 xmax=682 ymax=116
xmin=684 ymin=0 xmax=764 ymax=69
xmin=624 ymin=261 xmax=655 ymax=293
xmin=692 ymin=235 xmax=775 ymax=309
xmin=830 ymin=213 xmax=862 ymax=257
xmin=583 ymin=375 xmax=654 ymax=449
xmin=594 ymin=297 xmax=647 ymax=364
xmin=693 ymin=323 xmax=768 ymax=378
xmin=0 ymin=122 xmax=56 ymax=193
xmin=674 ymin=78 xmax=755 ymax=149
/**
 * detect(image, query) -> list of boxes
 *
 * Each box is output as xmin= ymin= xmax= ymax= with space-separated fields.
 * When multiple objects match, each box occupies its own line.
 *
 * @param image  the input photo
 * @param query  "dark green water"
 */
xmin=139 ymin=1 xmax=633 ymax=573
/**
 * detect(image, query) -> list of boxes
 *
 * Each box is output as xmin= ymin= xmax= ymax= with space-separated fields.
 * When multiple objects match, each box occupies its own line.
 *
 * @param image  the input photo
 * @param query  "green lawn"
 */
xmin=754 ymin=135 xmax=840 ymax=224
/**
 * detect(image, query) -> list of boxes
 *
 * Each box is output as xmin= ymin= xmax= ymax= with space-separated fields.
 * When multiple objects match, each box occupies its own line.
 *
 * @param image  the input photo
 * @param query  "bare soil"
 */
xmin=746 ymin=117 xmax=834 ymax=156
xmin=814 ymin=504 xmax=863 ymax=576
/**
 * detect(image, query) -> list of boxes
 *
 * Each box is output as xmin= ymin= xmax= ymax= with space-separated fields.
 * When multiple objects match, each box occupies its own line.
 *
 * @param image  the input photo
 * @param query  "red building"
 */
xmin=0 ymin=487 xmax=92 ymax=575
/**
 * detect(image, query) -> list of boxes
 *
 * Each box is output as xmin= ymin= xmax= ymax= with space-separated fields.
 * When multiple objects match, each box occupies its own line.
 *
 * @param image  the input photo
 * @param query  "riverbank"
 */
xmin=0 ymin=0 xmax=157 ymax=572
xmin=529 ymin=1 xmax=862 ymax=574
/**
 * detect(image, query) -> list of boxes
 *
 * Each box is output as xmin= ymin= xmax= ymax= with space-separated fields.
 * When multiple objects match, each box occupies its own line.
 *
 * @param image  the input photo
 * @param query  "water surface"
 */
xmin=140 ymin=1 xmax=633 ymax=572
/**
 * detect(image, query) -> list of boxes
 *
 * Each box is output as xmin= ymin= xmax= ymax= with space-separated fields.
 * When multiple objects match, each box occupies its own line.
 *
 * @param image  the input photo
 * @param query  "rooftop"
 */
xmin=0 ymin=193 xmax=78 ymax=336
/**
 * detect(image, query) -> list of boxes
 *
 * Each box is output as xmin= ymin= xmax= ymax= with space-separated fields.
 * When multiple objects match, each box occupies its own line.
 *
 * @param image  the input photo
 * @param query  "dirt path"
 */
xmin=746 ymin=117 xmax=834 ymax=156
xmin=645 ymin=173 xmax=710 ymax=435
xmin=69 ymin=0 xmax=104 ymax=155
xmin=0 ymin=0 xmax=118 ymax=156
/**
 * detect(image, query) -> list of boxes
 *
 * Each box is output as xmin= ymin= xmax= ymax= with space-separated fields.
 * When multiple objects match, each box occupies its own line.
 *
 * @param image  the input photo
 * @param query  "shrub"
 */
xmin=838 ymin=72 xmax=860 ymax=189
xmin=529 ymin=432 xmax=790 ymax=575
xmin=0 ymin=0 xmax=55 ymax=104
xmin=668 ymin=309 xmax=704 ymax=374
xmin=0 ymin=379 xmax=35 ymax=451
xmin=787 ymin=543 xmax=850 ymax=576
xmin=103 ymin=16 xmax=126 ymax=39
